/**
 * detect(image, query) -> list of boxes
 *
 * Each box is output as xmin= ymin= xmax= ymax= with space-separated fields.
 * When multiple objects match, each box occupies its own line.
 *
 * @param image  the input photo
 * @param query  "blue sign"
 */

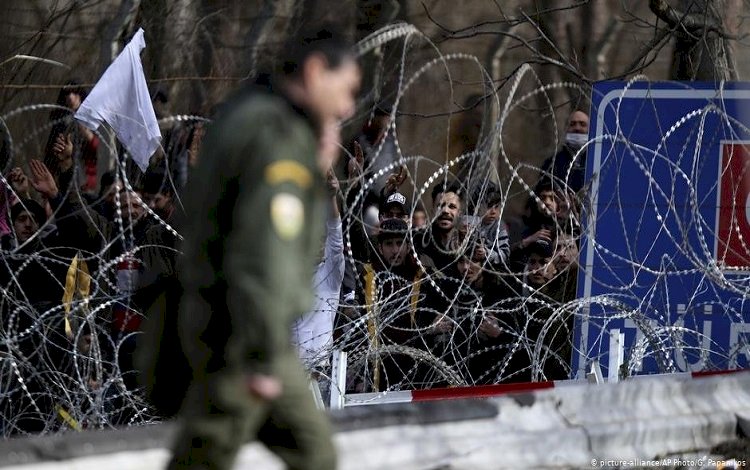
xmin=574 ymin=81 xmax=750 ymax=377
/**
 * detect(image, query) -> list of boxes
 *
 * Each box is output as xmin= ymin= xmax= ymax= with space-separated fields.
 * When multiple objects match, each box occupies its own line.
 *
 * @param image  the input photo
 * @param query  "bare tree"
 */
xmin=242 ymin=0 xmax=303 ymax=78
xmin=650 ymin=0 xmax=740 ymax=80
xmin=100 ymin=0 xmax=142 ymax=70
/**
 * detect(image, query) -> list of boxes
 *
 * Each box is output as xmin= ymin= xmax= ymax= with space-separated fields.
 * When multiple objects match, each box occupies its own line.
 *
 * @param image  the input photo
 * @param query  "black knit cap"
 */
xmin=377 ymin=218 xmax=408 ymax=242
xmin=525 ymin=238 xmax=553 ymax=259
xmin=11 ymin=199 xmax=47 ymax=226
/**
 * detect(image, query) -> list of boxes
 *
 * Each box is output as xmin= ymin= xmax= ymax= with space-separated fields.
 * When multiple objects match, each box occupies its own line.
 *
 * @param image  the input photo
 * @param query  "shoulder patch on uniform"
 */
xmin=271 ymin=193 xmax=304 ymax=240
xmin=264 ymin=160 xmax=312 ymax=190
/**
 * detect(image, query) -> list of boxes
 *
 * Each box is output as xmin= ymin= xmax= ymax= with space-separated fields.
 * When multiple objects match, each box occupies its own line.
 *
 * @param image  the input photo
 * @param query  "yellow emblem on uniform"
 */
xmin=264 ymin=160 xmax=312 ymax=189
xmin=271 ymin=193 xmax=304 ymax=240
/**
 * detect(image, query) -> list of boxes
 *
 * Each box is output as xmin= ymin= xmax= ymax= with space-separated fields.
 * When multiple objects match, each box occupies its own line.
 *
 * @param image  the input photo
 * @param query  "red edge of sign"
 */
xmin=691 ymin=368 xmax=748 ymax=378
xmin=411 ymin=381 xmax=556 ymax=402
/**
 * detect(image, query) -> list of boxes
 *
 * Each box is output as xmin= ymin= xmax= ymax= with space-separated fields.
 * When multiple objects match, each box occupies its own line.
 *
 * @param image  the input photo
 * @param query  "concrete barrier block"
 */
xmin=553 ymin=372 xmax=750 ymax=426
xmin=585 ymin=412 xmax=738 ymax=459
xmin=336 ymin=419 xmax=592 ymax=470
xmin=2 ymin=372 xmax=748 ymax=469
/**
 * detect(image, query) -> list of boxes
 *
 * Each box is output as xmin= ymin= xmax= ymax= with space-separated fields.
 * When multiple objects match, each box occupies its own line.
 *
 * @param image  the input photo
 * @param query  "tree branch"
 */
xmin=648 ymin=0 xmax=735 ymax=38
xmin=421 ymin=0 xmax=590 ymax=39
xmin=592 ymin=17 xmax=623 ymax=79
xmin=521 ymin=11 xmax=588 ymax=82
xmin=616 ymin=27 xmax=671 ymax=78
xmin=100 ymin=0 xmax=142 ymax=70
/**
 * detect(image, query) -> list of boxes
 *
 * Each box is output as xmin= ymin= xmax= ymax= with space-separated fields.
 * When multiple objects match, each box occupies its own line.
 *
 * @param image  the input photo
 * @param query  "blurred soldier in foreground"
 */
xmin=164 ymin=28 xmax=360 ymax=469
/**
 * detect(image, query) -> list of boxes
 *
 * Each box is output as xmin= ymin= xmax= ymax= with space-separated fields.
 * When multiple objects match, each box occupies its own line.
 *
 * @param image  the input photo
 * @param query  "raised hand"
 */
xmin=431 ymin=315 xmax=454 ymax=334
xmin=7 ymin=167 xmax=30 ymax=197
xmin=326 ymin=167 xmax=340 ymax=194
xmin=473 ymin=240 xmax=487 ymax=262
xmin=29 ymin=160 xmax=59 ymax=199
xmin=478 ymin=317 xmax=502 ymax=338
xmin=354 ymin=140 xmax=364 ymax=166
xmin=317 ymin=120 xmax=341 ymax=172
xmin=53 ymin=133 xmax=73 ymax=161
xmin=523 ymin=228 xmax=552 ymax=248
xmin=384 ymin=165 xmax=407 ymax=194
xmin=347 ymin=141 xmax=365 ymax=180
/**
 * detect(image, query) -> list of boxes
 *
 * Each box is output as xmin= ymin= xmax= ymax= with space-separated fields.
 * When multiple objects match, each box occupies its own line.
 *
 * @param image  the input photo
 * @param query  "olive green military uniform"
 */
xmin=167 ymin=88 xmax=335 ymax=470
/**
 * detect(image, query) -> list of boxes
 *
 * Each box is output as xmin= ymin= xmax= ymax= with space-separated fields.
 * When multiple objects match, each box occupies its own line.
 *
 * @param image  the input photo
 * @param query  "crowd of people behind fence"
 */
xmin=0 ymin=80 xmax=590 ymax=435
xmin=327 ymin=108 xmax=589 ymax=394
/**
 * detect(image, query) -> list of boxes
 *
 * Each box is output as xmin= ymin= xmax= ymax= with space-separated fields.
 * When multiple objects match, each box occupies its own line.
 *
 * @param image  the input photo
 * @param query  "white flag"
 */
xmin=75 ymin=28 xmax=161 ymax=172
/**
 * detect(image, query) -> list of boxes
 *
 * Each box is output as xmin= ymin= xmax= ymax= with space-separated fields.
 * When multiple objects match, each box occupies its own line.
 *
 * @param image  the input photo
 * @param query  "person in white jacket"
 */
xmin=292 ymin=168 xmax=345 ymax=371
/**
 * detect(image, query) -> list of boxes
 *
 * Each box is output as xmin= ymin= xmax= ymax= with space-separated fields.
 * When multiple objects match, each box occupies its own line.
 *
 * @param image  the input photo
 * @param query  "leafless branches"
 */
xmin=648 ymin=0 xmax=735 ymax=38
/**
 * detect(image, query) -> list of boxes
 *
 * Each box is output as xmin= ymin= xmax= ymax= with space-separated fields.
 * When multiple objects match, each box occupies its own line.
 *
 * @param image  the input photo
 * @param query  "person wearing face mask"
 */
xmin=540 ymin=110 xmax=590 ymax=194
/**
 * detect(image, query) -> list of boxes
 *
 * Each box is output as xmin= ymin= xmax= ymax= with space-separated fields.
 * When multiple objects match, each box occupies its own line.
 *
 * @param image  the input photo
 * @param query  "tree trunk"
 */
xmin=667 ymin=0 xmax=737 ymax=80
xmin=99 ymin=0 xmax=141 ymax=71
xmin=243 ymin=0 xmax=301 ymax=78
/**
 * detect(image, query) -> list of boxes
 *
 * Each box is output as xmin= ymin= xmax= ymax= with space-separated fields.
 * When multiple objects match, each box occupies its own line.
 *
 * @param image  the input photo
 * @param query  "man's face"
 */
xmin=434 ymin=192 xmax=461 ymax=232
xmin=14 ymin=212 xmax=39 ymax=243
xmin=307 ymin=57 xmax=361 ymax=126
xmin=525 ymin=252 xmax=557 ymax=287
xmin=77 ymin=333 xmax=93 ymax=356
xmin=379 ymin=237 xmax=408 ymax=268
xmin=149 ymin=192 xmax=173 ymax=220
xmin=381 ymin=204 xmax=407 ymax=222
xmin=120 ymin=190 xmax=145 ymax=225
xmin=65 ymin=92 xmax=82 ymax=111
xmin=457 ymin=251 xmax=484 ymax=285
xmin=141 ymin=192 xmax=155 ymax=208
xmin=538 ymin=189 xmax=558 ymax=215
xmin=412 ymin=210 xmax=427 ymax=229
xmin=555 ymin=234 xmax=579 ymax=271
xmin=482 ymin=203 xmax=500 ymax=225
xmin=306 ymin=57 xmax=361 ymax=172
xmin=105 ymin=181 xmax=124 ymax=205
xmin=567 ymin=111 xmax=589 ymax=135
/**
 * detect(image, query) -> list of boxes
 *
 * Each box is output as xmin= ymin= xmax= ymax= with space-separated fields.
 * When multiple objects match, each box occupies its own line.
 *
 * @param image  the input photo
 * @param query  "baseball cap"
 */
xmin=380 ymin=191 xmax=408 ymax=213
